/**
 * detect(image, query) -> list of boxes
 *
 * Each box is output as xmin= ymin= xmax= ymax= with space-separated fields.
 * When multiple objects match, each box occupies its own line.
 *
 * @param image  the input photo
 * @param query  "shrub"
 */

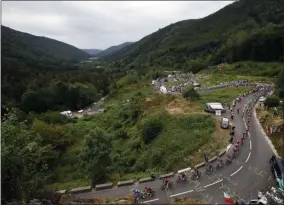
xmin=112 ymin=122 xmax=122 ymax=130
xmin=183 ymin=87 xmax=200 ymax=100
xmin=264 ymin=95 xmax=280 ymax=107
xmin=142 ymin=117 xmax=163 ymax=144
xmin=115 ymin=129 xmax=129 ymax=139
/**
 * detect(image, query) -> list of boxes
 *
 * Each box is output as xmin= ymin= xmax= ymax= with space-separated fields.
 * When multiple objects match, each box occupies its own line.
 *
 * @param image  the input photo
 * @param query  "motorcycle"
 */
xmin=191 ymin=171 xmax=201 ymax=180
xmin=176 ymin=175 xmax=187 ymax=183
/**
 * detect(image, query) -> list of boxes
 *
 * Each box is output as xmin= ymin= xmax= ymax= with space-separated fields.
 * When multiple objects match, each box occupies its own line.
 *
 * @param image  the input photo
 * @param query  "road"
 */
xmin=75 ymin=85 xmax=277 ymax=204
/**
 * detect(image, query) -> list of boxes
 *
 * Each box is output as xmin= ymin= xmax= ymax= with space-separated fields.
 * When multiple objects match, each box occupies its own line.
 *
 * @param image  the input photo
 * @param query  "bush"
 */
xmin=115 ymin=129 xmax=129 ymax=139
xmin=183 ymin=87 xmax=200 ymax=100
xmin=142 ymin=117 xmax=163 ymax=144
xmin=112 ymin=122 xmax=122 ymax=130
xmin=264 ymin=95 xmax=280 ymax=107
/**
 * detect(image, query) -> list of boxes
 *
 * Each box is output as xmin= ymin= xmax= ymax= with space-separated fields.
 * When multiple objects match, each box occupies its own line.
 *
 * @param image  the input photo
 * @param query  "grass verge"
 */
xmin=256 ymin=105 xmax=284 ymax=158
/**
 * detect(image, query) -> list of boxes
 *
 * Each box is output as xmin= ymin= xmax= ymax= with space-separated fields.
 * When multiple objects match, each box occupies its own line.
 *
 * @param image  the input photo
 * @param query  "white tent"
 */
xmin=160 ymin=86 xmax=167 ymax=94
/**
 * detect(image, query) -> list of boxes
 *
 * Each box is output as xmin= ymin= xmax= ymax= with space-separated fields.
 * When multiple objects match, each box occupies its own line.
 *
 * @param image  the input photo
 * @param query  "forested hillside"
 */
xmin=96 ymin=42 xmax=134 ymax=57
xmin=1 ymin=26 xmax=112 ymax=114
xmin=104 ymin=0 xmax=284 ymax=72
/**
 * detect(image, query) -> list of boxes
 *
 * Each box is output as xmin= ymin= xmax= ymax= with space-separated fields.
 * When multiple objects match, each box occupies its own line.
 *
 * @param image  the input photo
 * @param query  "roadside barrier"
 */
xmin=177 ymin=167 xmax=191 ymax=174
xmin=70 ymin=186 xmax=92 ymax=194
xmin=159 ymin=172 xmax=174 ymax=180
xmin=95 ymin=183 xmax=113 ymax=191
xmin=117 ymin=180 xmax=134 ymax=187
xmin=139 ymin=177 xmax=154 ymax=183
xmin=56 ymin=190 xmax=66 ymax=194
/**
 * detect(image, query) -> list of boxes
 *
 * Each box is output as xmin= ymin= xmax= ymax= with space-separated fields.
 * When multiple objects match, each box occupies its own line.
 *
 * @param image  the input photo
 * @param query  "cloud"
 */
xmin=2 ymin=1 xmax=233 ymax=49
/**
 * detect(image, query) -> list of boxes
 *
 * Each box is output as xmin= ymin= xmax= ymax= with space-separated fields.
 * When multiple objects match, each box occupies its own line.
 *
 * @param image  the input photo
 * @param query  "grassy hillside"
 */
xmin=104 ymin=0 xmax=284 ymax=71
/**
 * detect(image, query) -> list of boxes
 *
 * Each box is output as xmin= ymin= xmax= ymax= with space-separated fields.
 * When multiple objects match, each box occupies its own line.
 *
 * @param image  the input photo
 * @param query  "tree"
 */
xmin=277 ymin=68 xmax=284 ymax=98
xmin=1 ymin=113 xmax=56 ymax=203
xmin=264 ymin=95 xmax=280 ymax=107
xmin=142 ymin=117 xmax=164 ymax=144
xmin=80 ymin=128 xmax=112 ymax=187
xmin=183 ymin=87 xmax=200 ymax=100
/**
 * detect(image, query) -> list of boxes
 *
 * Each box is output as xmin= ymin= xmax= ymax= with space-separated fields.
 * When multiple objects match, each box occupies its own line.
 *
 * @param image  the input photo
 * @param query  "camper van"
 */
xmin=204 ymin=103 xmax=224 ymax=113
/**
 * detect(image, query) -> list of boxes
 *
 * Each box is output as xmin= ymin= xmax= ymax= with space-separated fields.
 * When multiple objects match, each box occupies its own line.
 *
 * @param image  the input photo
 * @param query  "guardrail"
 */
xmin=95 ymin=183 xmax=113 ymax=191
xmin=139 ymin=177 xmax=154 ymax=183
xmin=61 ymin=85 xmax=269 ymax=195
xmin=117 ymin=180 xmax=134 ymax=187
xmin=70 ymin=186 xmax=92 ymax=194
xmin=158 ymin=172 xmax=174 ymax=180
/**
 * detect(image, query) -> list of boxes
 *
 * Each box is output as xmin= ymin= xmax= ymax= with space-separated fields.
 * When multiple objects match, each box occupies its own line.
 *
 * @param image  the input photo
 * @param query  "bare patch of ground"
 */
xmin=165 ymin=98 xmax=200 ymax=115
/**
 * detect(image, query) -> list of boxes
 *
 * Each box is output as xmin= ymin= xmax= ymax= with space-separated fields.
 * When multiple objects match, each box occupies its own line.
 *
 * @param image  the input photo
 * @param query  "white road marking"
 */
xmin=203 ymin=179 xmax=223 ymax=188
xmin=245 ymin=152 xmax=251 ymax=163
xmin=248 ymin=132 xmax=251 ymax=139
xmin=169 ymin=189 xmax=193 ymax=197
xmin=230 ymin=165 xmax=243 ymax=177
xmin=249 ymin=139 xmax=252 ymax=150
xmin=143 ymin=198 xmax=159 ymax=203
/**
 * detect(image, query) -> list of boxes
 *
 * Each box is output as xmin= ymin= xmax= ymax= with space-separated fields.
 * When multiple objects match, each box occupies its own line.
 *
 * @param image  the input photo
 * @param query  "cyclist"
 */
xmin=226 ymin=153 xmax=232 ymax=163
xmin=133 ymin=188 xmax=141 ymax=199
xmin=145 ymin=186 xmax=153 ymax=194
xmin=204 ymin=155 xmax=209 ymax=166
xmin=193 ymin=167 xmax=200 ymax=178
xmin=181 ymin=172 xmax=186 ymax=180
xmin=240 ymin=200 xmax=245 ymax=205
xmin=163 ymin=177 xmax=169 ymax=186
xmin=237 ymin=108 xmax=240 ymax=114
xmin=233 ymin=145 xmax=239 ymax=157
xmin=207 ymin=163 xmax=213 ymax=172
xmin=217 ymin=155 xmax=223 ymax=165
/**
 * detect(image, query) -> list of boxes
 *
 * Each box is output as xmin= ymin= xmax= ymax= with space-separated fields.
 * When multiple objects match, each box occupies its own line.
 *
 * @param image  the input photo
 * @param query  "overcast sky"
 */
xmin=2 ymin=1 xmax=233 ymax=50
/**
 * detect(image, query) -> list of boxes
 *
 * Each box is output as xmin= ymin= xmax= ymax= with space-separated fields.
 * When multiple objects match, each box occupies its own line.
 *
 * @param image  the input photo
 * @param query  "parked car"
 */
xmin=221 ymin=117 xmax=229 ymax=129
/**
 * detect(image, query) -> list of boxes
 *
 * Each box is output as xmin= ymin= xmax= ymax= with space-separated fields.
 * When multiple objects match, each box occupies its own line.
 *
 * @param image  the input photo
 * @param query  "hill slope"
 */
xmin=96 ymin=42 xmax=134 ymax=57
xmin=104 ymin=0 xmax=284 ymax=71
xmin=1 ymin=26 xmax=93 ymax=106
xmin=1 ymin=26 xmax=90 ymax=66
xmin=82 ymin=49 xmax=103 ymax=56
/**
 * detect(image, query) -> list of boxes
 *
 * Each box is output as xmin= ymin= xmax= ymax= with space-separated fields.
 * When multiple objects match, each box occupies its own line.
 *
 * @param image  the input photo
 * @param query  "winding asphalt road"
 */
xmin=75 ymin=85 xmax=277 ymax=204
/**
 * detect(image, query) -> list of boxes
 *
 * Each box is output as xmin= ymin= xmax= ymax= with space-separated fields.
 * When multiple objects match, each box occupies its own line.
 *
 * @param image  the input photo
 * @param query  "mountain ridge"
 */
xmin=103 ymin=0 xmax=284 ymax=71
xmin=95 ymin=42 xmax=134 ymax=57
xmin=1 ymin=25 xmax=90 ymax=64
